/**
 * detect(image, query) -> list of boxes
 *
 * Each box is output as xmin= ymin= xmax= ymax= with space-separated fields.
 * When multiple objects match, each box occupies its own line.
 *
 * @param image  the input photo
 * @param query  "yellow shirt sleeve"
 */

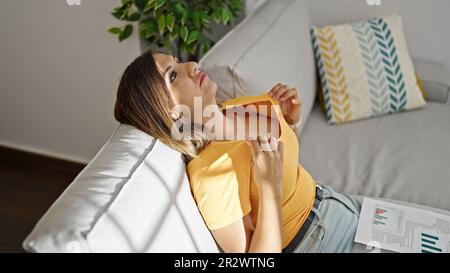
xmin=190 ymin=153 xmax=252 ymax=230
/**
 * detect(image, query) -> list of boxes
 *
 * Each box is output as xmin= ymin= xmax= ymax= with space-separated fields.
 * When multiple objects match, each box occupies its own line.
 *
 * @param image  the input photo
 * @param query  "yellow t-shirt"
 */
xmin=186 ymin=92 xmax=316 ymax=249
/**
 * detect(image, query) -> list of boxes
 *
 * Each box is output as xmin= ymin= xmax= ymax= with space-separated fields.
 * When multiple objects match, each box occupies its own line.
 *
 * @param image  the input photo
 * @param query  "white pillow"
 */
xmin=23 ymin=124 xmax=220 ymax=252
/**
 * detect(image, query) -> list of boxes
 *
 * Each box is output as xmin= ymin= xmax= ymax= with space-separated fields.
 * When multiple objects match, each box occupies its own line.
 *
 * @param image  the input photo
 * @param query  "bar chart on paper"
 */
xmin=372 ymin=205 xmax=403 ymax=232
xmin=373 ymin=208 xmax=387 ymax=225
xmin=421 ymin=233 xmax=442 ymax=253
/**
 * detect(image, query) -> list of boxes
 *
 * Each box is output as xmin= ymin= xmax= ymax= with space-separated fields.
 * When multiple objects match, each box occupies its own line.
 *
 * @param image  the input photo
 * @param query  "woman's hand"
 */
xmin=268 ymin=83 xmax=303 ymax=125
xmin=247 ymin=136 xmax=284 ymax=197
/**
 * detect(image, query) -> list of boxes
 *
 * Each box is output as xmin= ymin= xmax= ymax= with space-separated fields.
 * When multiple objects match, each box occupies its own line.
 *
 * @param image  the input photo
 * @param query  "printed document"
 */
xmin=355 ymin=198 xmax=450 ymax=253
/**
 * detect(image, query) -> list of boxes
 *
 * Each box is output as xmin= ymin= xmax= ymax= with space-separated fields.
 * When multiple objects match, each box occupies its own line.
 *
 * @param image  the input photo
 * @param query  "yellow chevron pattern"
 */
xmin=335 ymin=25 xmax=371 ymax=120
xmin=316 ymin=27 xmax=352 ymax=124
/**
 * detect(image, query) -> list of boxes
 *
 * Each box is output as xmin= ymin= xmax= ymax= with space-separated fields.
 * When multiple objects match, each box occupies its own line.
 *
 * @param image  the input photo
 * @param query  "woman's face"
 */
xmin=153 ymin=53 xmax=217 ymax=120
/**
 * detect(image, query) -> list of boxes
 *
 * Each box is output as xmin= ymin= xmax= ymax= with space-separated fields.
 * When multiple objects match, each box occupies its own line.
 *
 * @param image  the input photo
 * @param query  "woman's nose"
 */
xmin=188 ymin=62 xmax=199 ymax=76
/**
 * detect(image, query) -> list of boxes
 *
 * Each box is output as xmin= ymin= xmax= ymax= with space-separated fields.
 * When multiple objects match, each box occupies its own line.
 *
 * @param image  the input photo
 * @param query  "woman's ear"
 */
xmin=170 ymin=110 xmax=183 ymax=121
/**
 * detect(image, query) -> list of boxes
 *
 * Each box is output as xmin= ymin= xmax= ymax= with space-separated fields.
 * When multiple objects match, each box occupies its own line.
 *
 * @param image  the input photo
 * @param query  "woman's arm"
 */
xmin=208 ymin=183 xmax=282 ymax=253
xmin=209 ymin=213 xmax=255 ymax=253
xmin=208 ymin=137 xmax=284 ymax=253
xmin=248 ymin=185 xmax=283 ymax=253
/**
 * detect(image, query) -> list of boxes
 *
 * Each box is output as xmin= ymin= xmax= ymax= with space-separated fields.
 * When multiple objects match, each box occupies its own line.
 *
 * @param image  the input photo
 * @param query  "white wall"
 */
xmin=0 ymin=0 xmax=140 ymax=163
xmin=305 ymin=0 xmax=450 ymax=70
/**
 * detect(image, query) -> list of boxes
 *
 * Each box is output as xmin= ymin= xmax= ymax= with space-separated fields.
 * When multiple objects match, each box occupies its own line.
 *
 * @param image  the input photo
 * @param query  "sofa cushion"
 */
xmin=22 ymin=124 xmax=220 ymax=252
xmin=199 ymin=0 xmax=316 ymax=132
xmin=311 ymin=14 xmax=426 ymax=124
xmin=300 ymin=102 xmax=450 ymax=211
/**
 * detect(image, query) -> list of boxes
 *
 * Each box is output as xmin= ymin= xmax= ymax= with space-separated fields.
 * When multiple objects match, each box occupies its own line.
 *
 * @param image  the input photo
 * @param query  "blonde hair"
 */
xmin=114 ymin=49 xmax=219 ymax=163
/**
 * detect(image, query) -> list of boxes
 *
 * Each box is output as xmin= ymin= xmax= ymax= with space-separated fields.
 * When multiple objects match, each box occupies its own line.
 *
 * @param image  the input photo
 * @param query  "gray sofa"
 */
xmin=23 ymin=0 xmax=450 ymax=252
xmin=199 ymin=0 xmax=450 ymax=211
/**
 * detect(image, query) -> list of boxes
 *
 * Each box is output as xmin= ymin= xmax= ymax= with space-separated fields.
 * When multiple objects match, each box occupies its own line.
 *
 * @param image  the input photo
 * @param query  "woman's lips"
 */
xmin=199 ymin=73 xmax=208 ymax=87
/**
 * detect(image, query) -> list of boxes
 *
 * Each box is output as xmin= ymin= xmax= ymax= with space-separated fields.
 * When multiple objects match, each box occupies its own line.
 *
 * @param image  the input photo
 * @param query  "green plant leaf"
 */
xmin=201 ymin=40 xmax=211 ymax=55
xmin=169 ymin=31 xmax=178 ymax=42
xmin=155 ymin=0 xmax=166 ymax=11
xmin=179 ymin=26 xmax=188 ymax=42
xmin=193 ymin=11 xmax=201 ymax=29
xmin=139 ymin=20 xmax=156 ymax=39
xmin=119 ymin=24 xmax=133 ymax=41
xmin=187 ymin=43 xmax=197 ymax=55
xmin=143 ymin=0 xmax=155 ymax=12
xmin=181 ymin=9 xmax=188 ymax=26
xmin=187 ymin=30 xmax=200 ymax=45
xmin=112 ymin=1 xmax=132 ymax=20
xmin=111 ymin=8 xmax=125 ymax=20
xmin=231 ymin=0 xmax=244 ymax=9
xmin=166 ymin=13 xmax=175 ymax=32
xmin=212 ymin=8 xmax=222 ymax=24
xmin=108 ymin=27 xmax=122 ymax=35
xmin=158 ymin=15 xmax=166 ymax=35
xmin=200 ymin=11 xmax=210 ymax=26
xmin=179 ymin=42 xmax=187 ymax=55
xmin=163 ymin=37 xmax=173 ymax=54
xmin=174 ymin=3 xmax=184 ymax=14
xmin=127 ymin=12 xmax=141 ymax=22
xmin=133 ymin=0 xmax=148 ymax=11
xmin=222 ymin=7 xmax=232 ymax=25
xmin=111 ymin=8 xmax=121 ymax=19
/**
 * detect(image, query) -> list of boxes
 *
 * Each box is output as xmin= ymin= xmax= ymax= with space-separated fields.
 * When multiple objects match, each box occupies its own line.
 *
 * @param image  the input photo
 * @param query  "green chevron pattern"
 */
xmin=353 ymin=21 xmax=390 ymax=115
xmin=369 ymin=17 xmax=407 ymax=112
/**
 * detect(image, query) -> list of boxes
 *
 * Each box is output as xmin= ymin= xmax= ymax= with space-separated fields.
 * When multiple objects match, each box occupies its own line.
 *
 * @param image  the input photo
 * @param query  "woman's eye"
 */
xmin=169 ymin=58 xmax=180 ymax=83
xmin=170 ymin=71 xmax=177 ymax=83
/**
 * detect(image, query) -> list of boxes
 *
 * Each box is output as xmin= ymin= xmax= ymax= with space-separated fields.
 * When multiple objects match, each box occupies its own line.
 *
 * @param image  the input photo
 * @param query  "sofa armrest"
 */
xmin=414 ymin=59 xmax=450 ymax=104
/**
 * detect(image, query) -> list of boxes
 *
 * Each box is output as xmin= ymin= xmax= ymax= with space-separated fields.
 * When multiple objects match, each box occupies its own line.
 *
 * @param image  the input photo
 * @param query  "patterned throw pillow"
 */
xmin=311 ymin=14 xmax=426 ymax=125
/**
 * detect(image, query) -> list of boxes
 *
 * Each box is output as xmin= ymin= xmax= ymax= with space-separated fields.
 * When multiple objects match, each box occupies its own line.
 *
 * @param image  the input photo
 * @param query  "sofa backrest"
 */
xmin=23 ymin=124 xmax=220 ymax=252
xmin=199 ymin=0 xmax=317 ymax=131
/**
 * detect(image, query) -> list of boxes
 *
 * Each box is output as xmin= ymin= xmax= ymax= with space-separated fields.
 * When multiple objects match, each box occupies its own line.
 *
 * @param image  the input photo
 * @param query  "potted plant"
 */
xmin=108 ymin=0 xmax=244 ymax=62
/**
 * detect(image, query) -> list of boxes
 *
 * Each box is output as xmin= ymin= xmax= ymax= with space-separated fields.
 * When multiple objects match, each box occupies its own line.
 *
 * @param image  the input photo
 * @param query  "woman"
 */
xmin=114 ymin=49 xmax=389 ymax=253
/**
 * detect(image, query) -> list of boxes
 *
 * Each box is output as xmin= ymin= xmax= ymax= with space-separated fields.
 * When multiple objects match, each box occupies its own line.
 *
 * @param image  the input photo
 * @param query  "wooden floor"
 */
xmin=0 ymin=146 xmax=85 ymax=252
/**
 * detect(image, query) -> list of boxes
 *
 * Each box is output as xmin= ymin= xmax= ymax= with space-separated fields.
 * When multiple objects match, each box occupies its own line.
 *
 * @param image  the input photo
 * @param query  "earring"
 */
xmin=170 ymin=111 xmax=183 ymax=121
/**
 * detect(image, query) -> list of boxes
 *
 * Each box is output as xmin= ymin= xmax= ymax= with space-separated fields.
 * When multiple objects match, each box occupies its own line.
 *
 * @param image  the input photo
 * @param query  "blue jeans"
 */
xmin=290 ymin=182 xmax=394 ymax=253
